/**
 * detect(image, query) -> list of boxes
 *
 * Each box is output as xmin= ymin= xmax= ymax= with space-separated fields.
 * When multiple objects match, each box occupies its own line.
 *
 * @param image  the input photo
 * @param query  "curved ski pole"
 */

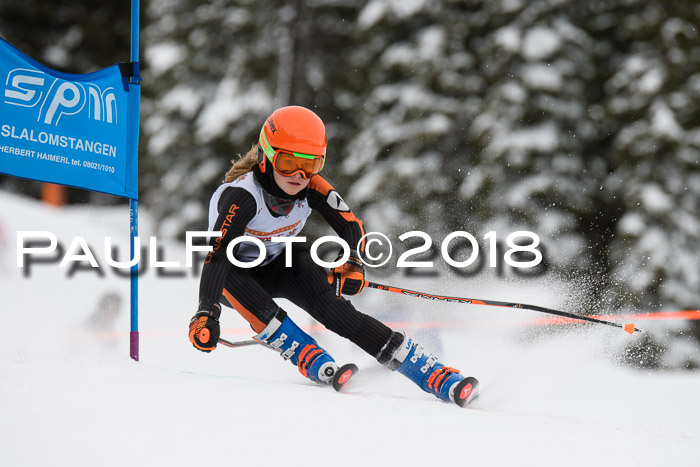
xmin=364 ymin=281 xmax=643 ymax=334
xmin=218 ymin=337 xmax=260 ymax=348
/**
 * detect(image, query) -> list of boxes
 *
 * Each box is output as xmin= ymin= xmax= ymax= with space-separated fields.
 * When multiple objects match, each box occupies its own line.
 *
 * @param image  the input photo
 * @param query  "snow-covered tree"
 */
xmin=602 ymin=0 xmax=700 ymax=317
xmin=2 ymin=1 xmax=698 ymax=349
xmin=141 ymin=0 xmax=363 ymax=236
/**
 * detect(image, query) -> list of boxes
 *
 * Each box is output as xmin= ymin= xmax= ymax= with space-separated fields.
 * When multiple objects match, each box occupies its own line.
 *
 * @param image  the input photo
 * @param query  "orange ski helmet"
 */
xmin=258 ymin=106 xmax=327 ymax=177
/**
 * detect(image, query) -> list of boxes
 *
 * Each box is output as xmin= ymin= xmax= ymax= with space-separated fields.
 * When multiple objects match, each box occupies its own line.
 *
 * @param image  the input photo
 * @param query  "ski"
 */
xmin=453 ymin=376 xmax=479 ymax=407
xmin=218 ymin=339 xmax=475 ymax=407
xmin=332 ymin=363 xmax=358 ymax=392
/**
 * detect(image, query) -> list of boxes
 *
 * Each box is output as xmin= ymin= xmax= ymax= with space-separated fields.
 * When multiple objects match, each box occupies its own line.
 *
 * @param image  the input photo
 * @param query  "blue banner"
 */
xmin=0 ymin=38 xmax=139 ymax=199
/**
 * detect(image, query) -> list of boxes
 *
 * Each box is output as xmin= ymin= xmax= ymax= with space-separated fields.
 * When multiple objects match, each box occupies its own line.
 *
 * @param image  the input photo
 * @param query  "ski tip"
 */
xmin=454 ymin=376 xmax=479 ymax=408
xmin=332 ymin=363 xmax=358 ymax=392
xmin=624 ymin=323 xmax=636 ymax=335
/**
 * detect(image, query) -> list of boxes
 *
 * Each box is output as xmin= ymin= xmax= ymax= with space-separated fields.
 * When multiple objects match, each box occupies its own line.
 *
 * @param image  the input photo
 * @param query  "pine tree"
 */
xmin=140 ymin=0 xmax=362 ymax=236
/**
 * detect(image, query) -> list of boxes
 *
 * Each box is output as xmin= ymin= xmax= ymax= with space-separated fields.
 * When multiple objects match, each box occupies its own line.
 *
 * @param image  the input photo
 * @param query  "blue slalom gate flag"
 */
xmin=0 ymin=37 xmax=139 ymax=199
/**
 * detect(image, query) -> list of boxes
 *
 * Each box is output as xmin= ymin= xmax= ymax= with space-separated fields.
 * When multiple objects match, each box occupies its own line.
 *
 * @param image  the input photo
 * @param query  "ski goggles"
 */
xmin=259 ymin=128 xmax=325 ymax=179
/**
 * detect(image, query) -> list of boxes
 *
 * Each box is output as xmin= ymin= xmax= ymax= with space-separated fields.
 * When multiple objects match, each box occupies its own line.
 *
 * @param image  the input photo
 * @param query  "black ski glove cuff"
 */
xmin=197 ymin=298 xmax=222 ymax=317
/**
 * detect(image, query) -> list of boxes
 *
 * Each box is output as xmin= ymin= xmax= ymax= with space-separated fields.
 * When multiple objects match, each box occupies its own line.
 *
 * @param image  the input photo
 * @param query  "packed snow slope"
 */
xmin=0 ymin=191 xmax=698 ymax=467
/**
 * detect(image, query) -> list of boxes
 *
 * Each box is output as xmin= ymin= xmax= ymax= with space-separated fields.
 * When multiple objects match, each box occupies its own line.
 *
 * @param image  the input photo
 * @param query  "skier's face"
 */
xmin=274 ymin=170 xmax=310 ymax=195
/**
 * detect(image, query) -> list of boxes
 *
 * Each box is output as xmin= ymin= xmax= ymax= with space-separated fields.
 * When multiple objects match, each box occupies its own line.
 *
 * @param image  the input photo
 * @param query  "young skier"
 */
xmin=189 ymin=105 xmax=477 ymax=406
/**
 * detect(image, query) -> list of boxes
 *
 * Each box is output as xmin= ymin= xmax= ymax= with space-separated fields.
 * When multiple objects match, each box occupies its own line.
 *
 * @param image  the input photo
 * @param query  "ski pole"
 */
xmin=363 ymin=280 xmax=642 ymax=334
xmin=218 ymin=337 xmax=260 ymax=348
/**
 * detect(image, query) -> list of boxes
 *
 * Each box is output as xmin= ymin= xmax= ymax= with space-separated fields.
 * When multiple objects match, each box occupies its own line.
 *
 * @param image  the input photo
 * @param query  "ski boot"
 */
xmin=254 ymin=312 xmax=338 ymax=384
xmin=380 ymin=332 xmax=478 ymax=407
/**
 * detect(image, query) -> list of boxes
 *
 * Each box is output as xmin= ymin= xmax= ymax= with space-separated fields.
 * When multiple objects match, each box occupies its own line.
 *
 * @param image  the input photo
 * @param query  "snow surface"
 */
xmin=1 ymin=190 xmax=699 ymax=467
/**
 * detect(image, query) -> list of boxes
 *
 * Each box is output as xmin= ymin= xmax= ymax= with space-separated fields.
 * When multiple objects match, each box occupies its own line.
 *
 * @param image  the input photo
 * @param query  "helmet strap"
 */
xmin=257 ymin=145 xmax=266 ymax=173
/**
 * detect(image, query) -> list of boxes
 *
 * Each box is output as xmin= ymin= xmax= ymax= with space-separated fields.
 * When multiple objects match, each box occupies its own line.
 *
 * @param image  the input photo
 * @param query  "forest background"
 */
xmin=1 ymin=0 xmax=698 ymax=367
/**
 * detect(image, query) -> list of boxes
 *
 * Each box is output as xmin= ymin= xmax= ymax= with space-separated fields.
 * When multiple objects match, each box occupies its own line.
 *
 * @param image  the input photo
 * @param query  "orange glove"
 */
xmin=328 ymin=250 xmax=365 ymax=298
xmin=189 ymin=307 xmax=221 ymax=352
